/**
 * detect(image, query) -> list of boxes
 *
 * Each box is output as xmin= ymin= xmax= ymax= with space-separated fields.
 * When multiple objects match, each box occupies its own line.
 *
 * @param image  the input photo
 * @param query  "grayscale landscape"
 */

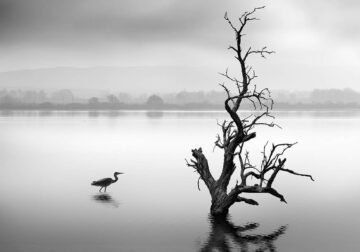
xmin=1 ymin=1 xmax=360 ymax=251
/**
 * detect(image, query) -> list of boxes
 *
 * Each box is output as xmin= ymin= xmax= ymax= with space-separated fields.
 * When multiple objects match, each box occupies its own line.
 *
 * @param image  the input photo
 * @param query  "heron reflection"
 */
xmin=92 ymin=193 xmax=120 ymax=208
xmin=200 ymin=215 xmax=287 ymax=252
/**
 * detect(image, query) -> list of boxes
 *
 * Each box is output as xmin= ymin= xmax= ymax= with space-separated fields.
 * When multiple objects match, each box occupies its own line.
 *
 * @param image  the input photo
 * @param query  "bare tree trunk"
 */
xmin=210 ymin=186 xmax=233 ymax=216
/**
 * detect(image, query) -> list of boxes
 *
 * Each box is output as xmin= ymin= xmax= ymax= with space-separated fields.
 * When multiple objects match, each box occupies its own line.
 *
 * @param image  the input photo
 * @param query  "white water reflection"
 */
xmin=0 ymin=110 xmax=359 ymax=251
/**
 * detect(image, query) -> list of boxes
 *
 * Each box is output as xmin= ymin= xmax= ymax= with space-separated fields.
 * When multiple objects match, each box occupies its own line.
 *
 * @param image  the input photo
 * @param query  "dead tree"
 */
xmin=186 ymin=7 xmax=313 ymax=216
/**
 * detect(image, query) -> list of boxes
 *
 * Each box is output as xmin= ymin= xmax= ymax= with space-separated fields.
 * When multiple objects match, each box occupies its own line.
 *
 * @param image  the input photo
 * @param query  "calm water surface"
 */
xmin=0 ymin=110 xmax=359 ymax=252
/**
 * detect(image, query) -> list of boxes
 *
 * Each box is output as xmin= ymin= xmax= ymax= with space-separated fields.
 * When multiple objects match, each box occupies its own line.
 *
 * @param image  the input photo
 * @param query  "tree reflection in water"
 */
xmin=200 ymin=215 xmax=287 ymax=252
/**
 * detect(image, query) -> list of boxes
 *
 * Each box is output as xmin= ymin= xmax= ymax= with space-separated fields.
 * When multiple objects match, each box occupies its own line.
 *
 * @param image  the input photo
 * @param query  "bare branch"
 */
xmin=224 ymin=12 xmax=237 ymax=32
xmin=236 ymin=196 xmax=259 ymax=205
xmin=236 ymin=186 xmax=287 ymax=203
xmin=228 ymin=46 xmax=238 ymax=53
xmin=244 ymin=46 xmax=275 ymax=61
xmin=186 ymin=148 xmax=215 ymax=191
xmin=214 ymin=134 xmax=224 ymax=151
xmin=279 ymin=168 xmax=314 ymax=181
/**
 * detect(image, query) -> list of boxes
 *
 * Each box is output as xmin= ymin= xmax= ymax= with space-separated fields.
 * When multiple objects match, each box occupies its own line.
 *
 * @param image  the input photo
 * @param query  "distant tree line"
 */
xmin=1 ymin=88 xmax=360 ymax=110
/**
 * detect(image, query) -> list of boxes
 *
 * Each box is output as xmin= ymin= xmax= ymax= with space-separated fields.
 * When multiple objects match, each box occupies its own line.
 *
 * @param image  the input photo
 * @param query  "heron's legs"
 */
xmin=104 ymin=187 xmax=107 ymax=192
xmin=99 ymin=187 xmax=103 ymax=192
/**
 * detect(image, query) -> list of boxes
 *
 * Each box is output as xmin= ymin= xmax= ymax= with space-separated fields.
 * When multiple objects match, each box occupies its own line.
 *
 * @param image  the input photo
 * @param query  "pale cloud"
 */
xmin=0 ymin=0 xmax=359 ymax=90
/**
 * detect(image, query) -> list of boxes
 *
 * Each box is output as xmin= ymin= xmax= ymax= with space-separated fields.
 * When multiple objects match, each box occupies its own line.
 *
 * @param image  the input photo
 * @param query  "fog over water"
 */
xmin=0 ymin=111 xmax=359 ymax=251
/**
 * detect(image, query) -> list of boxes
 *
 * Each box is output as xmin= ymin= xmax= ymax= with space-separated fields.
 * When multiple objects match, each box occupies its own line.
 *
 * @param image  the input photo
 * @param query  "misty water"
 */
xmin=1 ymin=110 xmax=360 ymax=252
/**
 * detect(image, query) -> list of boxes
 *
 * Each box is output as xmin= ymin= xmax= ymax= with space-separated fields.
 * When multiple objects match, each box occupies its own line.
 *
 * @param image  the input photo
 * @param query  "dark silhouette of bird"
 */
xmin=91 ymin=172 xmax=123 ymax=192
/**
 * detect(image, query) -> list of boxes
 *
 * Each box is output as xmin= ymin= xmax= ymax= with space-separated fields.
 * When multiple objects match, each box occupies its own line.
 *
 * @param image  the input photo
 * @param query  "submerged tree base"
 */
xmin=187 ymin=147 xmax=312 ymax=216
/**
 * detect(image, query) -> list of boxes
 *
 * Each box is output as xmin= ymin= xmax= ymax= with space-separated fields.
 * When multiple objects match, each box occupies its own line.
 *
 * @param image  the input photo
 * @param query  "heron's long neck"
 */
xmin=113 ymin=174 xmax=119 ymax=183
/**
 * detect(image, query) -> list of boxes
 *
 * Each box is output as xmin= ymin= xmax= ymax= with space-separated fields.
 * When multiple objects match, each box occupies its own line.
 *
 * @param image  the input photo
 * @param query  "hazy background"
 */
xmin=0 ymin=0 xmax=359 ymax=93
xmin=1 ymin=1 xmax=360 ymax=251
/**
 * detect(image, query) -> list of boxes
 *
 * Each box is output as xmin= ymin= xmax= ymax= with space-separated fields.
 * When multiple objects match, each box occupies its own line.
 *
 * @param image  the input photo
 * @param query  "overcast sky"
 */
xmin=0 ymin=0 xmax=359 ymax=91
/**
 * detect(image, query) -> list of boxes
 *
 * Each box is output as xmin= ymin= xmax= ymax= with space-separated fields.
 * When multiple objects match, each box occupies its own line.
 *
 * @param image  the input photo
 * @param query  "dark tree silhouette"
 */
xmin=146 ymin=94 xmax=164 ymax=108
xmin=200 ymin=215 xmax=286 ymax=252
xmin=88 ymin=97 xmax=99 ymax=105
xmin=107 ymin=94 xmax=120 ymax=104
xmin=186 ymin=7 xmax=313 ymax=216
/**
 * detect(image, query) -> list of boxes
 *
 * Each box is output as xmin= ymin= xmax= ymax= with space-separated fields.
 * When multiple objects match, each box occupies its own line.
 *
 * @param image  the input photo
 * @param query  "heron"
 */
xmin=91 ymin=172 xmax=124 ymax=192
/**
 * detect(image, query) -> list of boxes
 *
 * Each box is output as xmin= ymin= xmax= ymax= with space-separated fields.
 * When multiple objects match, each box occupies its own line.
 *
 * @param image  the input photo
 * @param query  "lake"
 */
xmin=0 ymin=110 xmax=359 ymax=252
